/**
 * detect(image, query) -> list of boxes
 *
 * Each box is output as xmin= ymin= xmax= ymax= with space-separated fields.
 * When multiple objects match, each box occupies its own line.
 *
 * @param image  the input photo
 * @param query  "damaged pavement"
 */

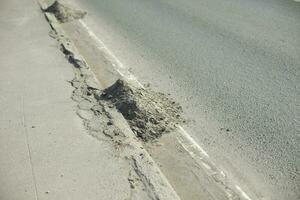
xmin=0 ymin=0 xmax=179 ymax=199
xmin=0 ymin=0 xmax=258 ymax=199
xmin=37 ymin=1 xmax=255 ymax=199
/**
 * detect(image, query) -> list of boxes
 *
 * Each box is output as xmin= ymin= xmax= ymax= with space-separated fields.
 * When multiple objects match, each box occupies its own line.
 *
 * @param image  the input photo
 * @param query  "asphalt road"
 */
xmin=77 ymin=0 xmax=300 ymax=199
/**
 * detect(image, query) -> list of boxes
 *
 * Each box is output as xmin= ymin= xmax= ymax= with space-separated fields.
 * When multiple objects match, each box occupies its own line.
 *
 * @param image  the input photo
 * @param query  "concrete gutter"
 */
xmin=36 ymin=0 xmax=181 ymax=199
xmin=0 ymin=0 xmax=181 ymax=199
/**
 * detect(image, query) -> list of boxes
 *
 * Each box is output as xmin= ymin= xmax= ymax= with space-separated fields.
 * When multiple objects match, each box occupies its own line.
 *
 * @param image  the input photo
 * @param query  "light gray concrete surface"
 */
xmin=0 ymin=0 xmax=145 ymax=199
xmin=72 ymin=0 xmax=300 ymax=199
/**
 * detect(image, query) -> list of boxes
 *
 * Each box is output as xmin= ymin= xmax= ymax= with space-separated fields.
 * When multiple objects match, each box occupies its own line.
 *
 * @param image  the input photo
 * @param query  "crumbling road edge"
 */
xmin=35 ymin=0 xmax=181 ymax=199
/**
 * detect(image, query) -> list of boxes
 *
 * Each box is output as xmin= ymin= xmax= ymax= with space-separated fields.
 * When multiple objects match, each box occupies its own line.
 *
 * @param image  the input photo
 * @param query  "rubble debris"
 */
xmin=100 ymin=79 xmax=184 ymax=142
xmin=43 ymin=0 xmax=86 ymax=23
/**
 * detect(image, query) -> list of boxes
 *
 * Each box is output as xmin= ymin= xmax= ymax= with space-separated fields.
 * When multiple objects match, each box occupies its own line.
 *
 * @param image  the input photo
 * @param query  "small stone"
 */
xmin=160 ymin=127 xmax=166 ymax=132
xmin=113 ymin=130 xmax=120 ymax=136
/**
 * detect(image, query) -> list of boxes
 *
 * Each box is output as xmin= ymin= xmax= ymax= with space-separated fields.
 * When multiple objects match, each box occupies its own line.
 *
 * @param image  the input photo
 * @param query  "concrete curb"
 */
xmin=35 ymin=1 xmax=181 ymax=199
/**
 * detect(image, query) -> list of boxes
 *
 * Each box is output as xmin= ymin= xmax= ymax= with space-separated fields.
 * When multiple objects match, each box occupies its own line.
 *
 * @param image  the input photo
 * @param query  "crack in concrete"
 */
xmin=21 ymin=95 xmax=39 ymax=200
xmin=131 ymin=156 xmax=161 ymax=200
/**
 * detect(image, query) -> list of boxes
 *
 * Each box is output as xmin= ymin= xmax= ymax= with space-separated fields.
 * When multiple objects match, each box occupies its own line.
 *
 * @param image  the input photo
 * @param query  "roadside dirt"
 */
xmin=43 ymin=0 xmax=185 ymax=143
xmin=43 ymin=0 xmax=86 ymax=23
xmin=100 ymin=79 xmax=185 ymax=142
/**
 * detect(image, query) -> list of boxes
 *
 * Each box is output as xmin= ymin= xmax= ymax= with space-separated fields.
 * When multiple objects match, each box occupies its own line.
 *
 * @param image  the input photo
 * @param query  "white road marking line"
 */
xmin=236 ymin=185 xmax=252 ymax=200
xmin=79 ymin=19 xmax=144 ymax=88
xmin=178 ymin=125 xmax=209 ymax=157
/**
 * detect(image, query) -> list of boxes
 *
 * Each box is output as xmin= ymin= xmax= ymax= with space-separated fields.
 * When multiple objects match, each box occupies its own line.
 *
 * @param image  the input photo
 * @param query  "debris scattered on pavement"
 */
xmin=43 ymin=0 xmax=86 ymax=23
xmin=100 ymin=79 xmax=185 ymax=142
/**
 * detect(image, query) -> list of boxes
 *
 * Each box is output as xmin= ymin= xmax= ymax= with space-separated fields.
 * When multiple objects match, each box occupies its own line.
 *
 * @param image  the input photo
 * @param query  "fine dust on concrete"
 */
xmin=100 ymin=79 xmax=185 ymax=142
xmin=43 ymin=0 xmax=86 ymax=23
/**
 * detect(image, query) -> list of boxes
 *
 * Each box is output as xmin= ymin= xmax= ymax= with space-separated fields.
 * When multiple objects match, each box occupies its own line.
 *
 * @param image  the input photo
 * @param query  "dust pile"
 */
xmin=100 ymin=79 xmax=184 ymax=142
xmin=43 ymin=1 xmax=86 ymax=23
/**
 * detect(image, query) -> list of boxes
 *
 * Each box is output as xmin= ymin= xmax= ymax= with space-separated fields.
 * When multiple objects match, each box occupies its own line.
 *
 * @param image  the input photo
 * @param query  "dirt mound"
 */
xmin=44 ymin=1 xmax=86 ymax=23
xmin=100 ymin=79 xmax=184 ymax=142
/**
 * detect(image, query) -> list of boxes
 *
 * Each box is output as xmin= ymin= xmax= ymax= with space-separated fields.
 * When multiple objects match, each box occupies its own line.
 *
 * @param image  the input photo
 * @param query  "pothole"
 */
xmin=100 ymin=79 xmax=185 ymax=142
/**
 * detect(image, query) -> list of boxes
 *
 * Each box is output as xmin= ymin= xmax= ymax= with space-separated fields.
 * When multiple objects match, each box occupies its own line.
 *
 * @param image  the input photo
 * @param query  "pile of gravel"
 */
xmin=44 ymin=1 xmax=86 ymax=23
xmin=100 ymin=79 xmax=184 ymax=142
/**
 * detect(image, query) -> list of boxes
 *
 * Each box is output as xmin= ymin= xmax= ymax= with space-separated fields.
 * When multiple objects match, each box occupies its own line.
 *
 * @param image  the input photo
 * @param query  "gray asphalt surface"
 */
xmin=77 ymin=0 xmax=300 ymax=199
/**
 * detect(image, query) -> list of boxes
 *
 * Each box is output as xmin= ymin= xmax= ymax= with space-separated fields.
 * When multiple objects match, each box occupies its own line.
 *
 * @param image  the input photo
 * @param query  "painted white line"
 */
xmin=236 ymin=185 xmax=252 ymax=200
xmin=178 ymin=125 xmax=209 ymax=157
xmin=79 ymin=19 xmax=144 ymax=88
xmin=201 ymin=161 xmax=212 ymax=170
xmin=77 ymin=19 xmax=253 ymax=200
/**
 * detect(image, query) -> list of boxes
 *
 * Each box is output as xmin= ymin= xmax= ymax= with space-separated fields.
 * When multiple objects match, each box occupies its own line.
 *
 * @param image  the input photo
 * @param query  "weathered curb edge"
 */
xmin=74 ymin=13 xmax=256 ymax=200
xmin=74 ymin=13 xmax=258 ymax=200
xmin=35 ymin=1 xmax=181 ymax=199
